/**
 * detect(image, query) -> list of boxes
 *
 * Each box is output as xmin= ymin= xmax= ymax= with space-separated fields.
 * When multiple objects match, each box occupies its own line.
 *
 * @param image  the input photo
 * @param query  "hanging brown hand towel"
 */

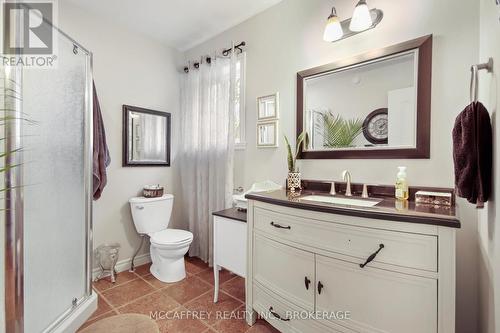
xmin=452 ymin=101 xmax=492 ymax=208
xmin=93 ymin=82 xmax=111 ymax=200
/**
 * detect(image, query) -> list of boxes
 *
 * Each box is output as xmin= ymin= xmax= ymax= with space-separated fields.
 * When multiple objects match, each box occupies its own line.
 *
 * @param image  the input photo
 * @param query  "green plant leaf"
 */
xmin=283 ymin=130 xmax=309 ymax=173
xmin=317 ymin=112 xmax=363 ymax=148
xmin=0 ymin=75 xmax=25 ymax=203
xmin=0 ymin=147 xmax=22 ymax=158
xmin=0 ymin=163 xmax=21 ymax=173
xmin=294 ymin=130 xmax=309 ymax=163
xmin=0 ymin=116 xmax=38 ymax=125
xmin=283 ymin=134 xmax=294 ymax=172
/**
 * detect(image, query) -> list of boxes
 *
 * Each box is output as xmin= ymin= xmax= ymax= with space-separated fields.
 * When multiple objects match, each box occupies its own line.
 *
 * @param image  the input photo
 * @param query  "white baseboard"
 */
xmin=92 ymin=253 xmax=151 ymax=280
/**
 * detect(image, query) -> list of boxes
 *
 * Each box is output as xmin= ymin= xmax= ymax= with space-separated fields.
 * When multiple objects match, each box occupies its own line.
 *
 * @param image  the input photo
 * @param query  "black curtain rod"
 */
xmin=222 ymin=41 xmax=246 ymax=56
xmin=183 ymin=41 xmax=246 ymax=73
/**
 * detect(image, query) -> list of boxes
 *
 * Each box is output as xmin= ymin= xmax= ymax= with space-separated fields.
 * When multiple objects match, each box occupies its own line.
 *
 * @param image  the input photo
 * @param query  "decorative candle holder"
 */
xmin=287 ymin=172 xmax=302 ymax=193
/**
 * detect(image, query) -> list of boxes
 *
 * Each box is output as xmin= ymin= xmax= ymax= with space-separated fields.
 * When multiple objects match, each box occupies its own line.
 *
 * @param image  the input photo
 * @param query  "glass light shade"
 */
xmin=323 ymin=15 xmax=343 ymax=42
xmin=349 ymin=0 xmax=373 ymax=32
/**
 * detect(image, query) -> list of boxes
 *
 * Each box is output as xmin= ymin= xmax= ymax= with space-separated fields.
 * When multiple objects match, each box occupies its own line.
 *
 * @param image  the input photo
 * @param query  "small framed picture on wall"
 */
xmin=257 ymin=93 xmax=279 ymax=120
xmin=257 ymin=120 xmax=278 ymax=148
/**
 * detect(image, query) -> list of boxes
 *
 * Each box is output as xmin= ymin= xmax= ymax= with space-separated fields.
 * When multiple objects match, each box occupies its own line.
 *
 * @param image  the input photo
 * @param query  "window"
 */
xmin=234 ymin=53 xmax=246 ymax=149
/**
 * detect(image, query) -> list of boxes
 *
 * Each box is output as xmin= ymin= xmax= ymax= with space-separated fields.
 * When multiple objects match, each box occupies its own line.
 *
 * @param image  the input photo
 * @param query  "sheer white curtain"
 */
xmin=180 ymin=53 xmax=242 ymax=264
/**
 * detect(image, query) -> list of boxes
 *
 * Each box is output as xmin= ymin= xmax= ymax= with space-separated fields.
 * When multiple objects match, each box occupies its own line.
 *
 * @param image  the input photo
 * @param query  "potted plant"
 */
xmin=317 ymin=112 xmax=363 ymax=148
xmin=283 ymin=131 xmax=308 ymax=192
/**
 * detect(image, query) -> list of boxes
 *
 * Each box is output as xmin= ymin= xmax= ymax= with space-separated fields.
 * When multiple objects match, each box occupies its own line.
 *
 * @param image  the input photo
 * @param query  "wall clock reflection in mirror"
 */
xmin=362 ymin=108 xmax=388 ymax=145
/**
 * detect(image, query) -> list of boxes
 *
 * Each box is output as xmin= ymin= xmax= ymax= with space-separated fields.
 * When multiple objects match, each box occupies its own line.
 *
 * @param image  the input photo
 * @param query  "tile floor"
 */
xmin=78 ymin=257 xmax=279 ymax=333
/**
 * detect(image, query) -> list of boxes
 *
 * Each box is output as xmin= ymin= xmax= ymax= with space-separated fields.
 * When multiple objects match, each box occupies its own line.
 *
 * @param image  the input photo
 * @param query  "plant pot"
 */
xmin=287 ymin=172 xmax=301 ymax=193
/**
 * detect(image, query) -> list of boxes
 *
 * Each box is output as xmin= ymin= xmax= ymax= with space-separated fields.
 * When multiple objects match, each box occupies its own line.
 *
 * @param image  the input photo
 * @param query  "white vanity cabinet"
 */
xmin=246 ymin=200 xmax=456 ymax=333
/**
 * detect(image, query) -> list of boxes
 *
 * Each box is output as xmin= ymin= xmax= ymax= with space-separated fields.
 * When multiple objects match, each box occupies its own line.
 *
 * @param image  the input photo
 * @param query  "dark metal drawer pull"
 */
xmin=359 ymin=244 xmax=385 ymax=268
xmin=317 ymin=281 xmax=324 ymax=294
xmin=269 ymin=306 xmax=290 ymax=321
xmin=270 ymin=221 xmax=291 ymax=229
xmin=304 ymin=276 xmax=311 ymax=290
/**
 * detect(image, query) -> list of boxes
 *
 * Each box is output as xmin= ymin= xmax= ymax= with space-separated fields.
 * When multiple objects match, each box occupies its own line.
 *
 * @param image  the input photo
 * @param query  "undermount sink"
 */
xmin=301 ymin=195 xmax=382 ymax=207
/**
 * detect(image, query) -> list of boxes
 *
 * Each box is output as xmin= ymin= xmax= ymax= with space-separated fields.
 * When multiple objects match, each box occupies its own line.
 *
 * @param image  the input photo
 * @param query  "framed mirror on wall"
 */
xmin=297 ymin=35 xmax=432 ymax=159
xmin=256 ymin=92 xmax=279 ymax=148
xmin=257 ymin=93 xmax=279 ymax=120
xmin=122 ymin=105 xmax=171 ymax=166
xmin=257 ymin=120 xmax=278 ymax=148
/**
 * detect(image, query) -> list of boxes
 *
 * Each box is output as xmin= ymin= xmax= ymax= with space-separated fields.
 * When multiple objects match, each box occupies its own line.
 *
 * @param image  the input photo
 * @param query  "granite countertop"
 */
xmin=245 ymin=189 xmax=460 ymax=228
xmin=212 ymin=207 xmax=247 ymax=222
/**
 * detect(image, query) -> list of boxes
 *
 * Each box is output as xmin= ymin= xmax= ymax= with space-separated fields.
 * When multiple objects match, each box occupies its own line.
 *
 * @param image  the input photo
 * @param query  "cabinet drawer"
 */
xmin=316 ymin=254 xmax=437 ymax=333
xmin=253 ymin=284 xmax=347 ymax=333
xmin=254 ymin=234 xmax=314 ymax=311
xmin=253 ymin=284 xmax=293 ymax=332
xmin=254 ymin=207 xmax=437 ymax=272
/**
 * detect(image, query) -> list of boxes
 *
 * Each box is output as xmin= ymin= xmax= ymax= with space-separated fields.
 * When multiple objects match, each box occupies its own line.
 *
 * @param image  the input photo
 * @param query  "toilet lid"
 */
xmin=150 ymin=229 xmax=193 ymax=245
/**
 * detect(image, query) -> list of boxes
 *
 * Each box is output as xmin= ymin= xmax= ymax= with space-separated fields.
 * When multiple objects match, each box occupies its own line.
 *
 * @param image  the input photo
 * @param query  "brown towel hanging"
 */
xmin=452 ymin=101 xmax=492 ymax=208
xmin=93 ymin=82 xmax=111 ymax=200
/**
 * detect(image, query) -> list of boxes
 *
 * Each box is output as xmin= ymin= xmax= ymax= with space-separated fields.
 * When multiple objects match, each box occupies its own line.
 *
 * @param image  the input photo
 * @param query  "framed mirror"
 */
xmin=257 ymin=93 xmax=279 ymax=120
xmin=297 ymin=35 xmax=432 ymax=159
xmin=257 ymin=120 xmax=278 ymax=148
xmin=122 ymin=105 xmax=171 ymax=166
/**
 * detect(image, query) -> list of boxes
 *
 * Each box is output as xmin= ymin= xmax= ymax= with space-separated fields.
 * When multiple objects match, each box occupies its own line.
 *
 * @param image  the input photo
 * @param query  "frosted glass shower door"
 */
xmin=22 ymin=32 xmax=92 ymax=332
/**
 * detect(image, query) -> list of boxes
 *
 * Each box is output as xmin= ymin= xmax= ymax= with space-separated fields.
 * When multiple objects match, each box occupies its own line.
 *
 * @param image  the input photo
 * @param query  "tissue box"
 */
xmin=415 ymin=191 xmax=452 ymax=206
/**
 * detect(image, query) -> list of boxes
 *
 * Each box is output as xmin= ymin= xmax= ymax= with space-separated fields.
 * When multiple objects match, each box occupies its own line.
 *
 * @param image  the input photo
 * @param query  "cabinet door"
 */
xmin=254 ymin=234 xmax=315 ymax=311
xmin=213 ymin=216 xmax=247 ymax=277
xmin=316 ymin=254 xmax=437 ymax=333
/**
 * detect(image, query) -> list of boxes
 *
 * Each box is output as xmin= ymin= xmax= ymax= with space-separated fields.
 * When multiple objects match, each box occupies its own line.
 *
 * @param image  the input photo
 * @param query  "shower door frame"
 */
xmin=4 ymin=11 xmax=95 ymax=333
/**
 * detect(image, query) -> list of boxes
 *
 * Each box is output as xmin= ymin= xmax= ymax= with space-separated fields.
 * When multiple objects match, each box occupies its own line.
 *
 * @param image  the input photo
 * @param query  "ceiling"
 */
xmin=65 ymin=0 xmax=283 ymax=51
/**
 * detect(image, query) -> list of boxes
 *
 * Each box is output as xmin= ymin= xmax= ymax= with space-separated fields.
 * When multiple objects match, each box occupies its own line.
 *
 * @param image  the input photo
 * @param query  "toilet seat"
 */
xmin=149 ymin=229 xmax=193 ymax=247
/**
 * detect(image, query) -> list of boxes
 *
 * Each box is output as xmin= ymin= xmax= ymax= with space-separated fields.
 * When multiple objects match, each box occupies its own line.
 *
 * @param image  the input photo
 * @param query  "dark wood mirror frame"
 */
xmin=297 ymin=35 xmax=432 ymax=159
xmin=122 ymin=105 xmax=171 ymax=167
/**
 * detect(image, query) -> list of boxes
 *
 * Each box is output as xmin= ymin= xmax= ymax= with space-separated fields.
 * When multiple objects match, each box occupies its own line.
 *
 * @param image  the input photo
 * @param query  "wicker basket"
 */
xmin=143 ymin=185 xmax=164 ymax=198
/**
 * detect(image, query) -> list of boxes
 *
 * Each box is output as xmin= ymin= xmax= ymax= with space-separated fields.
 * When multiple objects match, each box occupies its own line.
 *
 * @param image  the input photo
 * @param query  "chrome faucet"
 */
xmin=342 ymin=170 xmax=352 ymax=196
xmin=329 ymin=182 xmax=336 ymax=195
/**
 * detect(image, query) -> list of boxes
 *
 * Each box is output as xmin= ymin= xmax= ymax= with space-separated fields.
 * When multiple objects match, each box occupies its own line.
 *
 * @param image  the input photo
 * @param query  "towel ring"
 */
xmin=470 ymin=58 xmax=494 ymax=103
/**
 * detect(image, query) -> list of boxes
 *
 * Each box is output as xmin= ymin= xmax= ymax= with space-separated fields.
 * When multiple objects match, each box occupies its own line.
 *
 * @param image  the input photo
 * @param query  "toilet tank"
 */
xmin=129 ymin=194 xmax=174 ymax=235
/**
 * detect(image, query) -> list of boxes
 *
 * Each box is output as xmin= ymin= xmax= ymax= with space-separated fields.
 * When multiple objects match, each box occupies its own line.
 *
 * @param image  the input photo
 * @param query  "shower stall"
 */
xmin=2 ymin=9 xmax=96 ymax=333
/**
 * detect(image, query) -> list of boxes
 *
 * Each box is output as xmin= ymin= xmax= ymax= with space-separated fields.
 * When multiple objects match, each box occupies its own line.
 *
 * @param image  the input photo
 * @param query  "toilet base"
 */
xmin=149 ymin=244 xmax=189 ymax=283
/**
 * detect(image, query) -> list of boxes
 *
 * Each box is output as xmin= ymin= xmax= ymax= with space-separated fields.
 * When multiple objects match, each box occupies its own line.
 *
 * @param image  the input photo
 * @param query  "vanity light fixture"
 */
xmin=323 ymin=7 xmax=344 ymax=42
xmin=323 ymin=1 xmax=383 ymax=43
xmin=349 ymin=0 xmax=373 ymax=32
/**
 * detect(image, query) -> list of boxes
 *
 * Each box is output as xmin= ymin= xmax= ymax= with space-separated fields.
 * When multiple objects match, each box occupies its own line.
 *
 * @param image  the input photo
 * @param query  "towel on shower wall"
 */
xmin=452 ymin=101 xmax=492 ymax=208
xmin=93 ymin=82 xmax=111 ymax=200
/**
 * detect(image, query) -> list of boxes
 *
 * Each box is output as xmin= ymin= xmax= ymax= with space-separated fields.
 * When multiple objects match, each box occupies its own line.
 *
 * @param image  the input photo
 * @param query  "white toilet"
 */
xmin=129 ymin=194 xmax=193 ymax=283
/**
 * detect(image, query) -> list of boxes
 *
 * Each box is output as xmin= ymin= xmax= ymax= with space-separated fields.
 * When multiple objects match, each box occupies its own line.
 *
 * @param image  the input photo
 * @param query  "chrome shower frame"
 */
xmin=4 ymin=59 xmax=24 ymax=333
xmin=3 ymin=15 xmax=94 ymax=333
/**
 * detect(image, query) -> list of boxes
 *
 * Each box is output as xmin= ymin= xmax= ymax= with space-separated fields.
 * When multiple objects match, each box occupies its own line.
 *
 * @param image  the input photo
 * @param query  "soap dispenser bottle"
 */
xmin=395 ymin=166 xmax=409 ymax=200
